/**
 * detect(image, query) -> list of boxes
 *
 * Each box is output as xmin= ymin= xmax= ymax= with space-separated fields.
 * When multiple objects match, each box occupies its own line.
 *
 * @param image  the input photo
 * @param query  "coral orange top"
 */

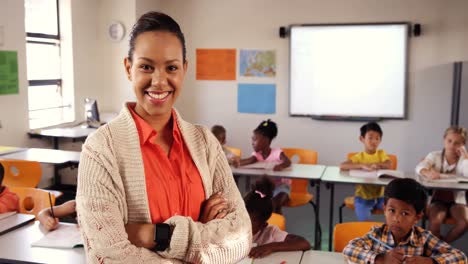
xmin=0 ymin=187 xmax=19 ymax=213
xmin=129 ymin=106 xmax=205 ymax=223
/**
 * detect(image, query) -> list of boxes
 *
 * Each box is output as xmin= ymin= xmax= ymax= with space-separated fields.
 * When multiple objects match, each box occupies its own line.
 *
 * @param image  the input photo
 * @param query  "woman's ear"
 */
xmin=124 ymin=57 xmax=132 ymax=81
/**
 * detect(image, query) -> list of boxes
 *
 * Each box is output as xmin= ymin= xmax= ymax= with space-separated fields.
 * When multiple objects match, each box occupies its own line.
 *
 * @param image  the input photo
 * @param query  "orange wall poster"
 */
xmin=196 ymin=49 xmax=236 ymax=80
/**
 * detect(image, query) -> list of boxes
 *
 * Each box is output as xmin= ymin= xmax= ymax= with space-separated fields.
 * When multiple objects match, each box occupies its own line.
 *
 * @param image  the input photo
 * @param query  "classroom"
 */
xmin=1 ymin=0 xmax=468 ymax=263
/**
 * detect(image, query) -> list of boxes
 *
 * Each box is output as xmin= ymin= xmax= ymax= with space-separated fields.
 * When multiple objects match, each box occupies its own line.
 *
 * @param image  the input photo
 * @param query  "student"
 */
xmin=340 ymin=122 xmax=392 ymax=221
xmin=416 ymin=126 xmax=468 ymax=242
xmin=0 ymin=163 xmax=19 ymax=214
xmin=211 ymin=124 xmax=240 ymax=166
xmin=343 ymin=178 xmax=467 ymax=264
xmin=239 ymin=119 xmax=292 ymax=214
xmin=37 ymin=200 xmax=77 ymax=231
xmin=245 ymin=177 xmax=310 ymax=258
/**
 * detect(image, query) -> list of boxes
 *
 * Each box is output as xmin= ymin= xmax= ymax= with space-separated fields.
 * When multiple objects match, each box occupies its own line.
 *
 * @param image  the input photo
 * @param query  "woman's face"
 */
xmin=124 ymin=31 xmax=187 ymax=119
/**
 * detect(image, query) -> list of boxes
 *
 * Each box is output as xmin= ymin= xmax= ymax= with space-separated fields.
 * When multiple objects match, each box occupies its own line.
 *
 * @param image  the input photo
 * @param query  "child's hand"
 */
xmin=273 ymin=164 xmax=283 ymax=171
xmin=456 ymin=146 xmax=468 ymax=160
xmin=199 ymin=192 xmax=228 ymax=223
xmin=405 ymin=256 xmax=433 ymax=264
xmin=425 ymin=169 xmax=441 ymax=180
xmin=361 ymin=164 xmax=377 ymax=171
xmin=249 ymin=244 xmax=275 ymax=258
xmin=38 ymin=209 xmax=59 ymax=231
xmin=231 ymin=156 xmax=240 ymax=167
xmin=383 ymin=248 xmax=405 ymax=264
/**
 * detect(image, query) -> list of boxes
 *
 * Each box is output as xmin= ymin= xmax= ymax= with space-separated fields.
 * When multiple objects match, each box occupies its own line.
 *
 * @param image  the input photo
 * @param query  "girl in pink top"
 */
xmin=239 ymin=119 xmax=292 ymax=214
xmin=245 ymin=177 xmax=310 ymax=258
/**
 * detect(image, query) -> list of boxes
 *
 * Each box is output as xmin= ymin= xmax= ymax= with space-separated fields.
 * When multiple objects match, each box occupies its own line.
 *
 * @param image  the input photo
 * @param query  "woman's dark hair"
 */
xmin=384 ymin=178 xmax=428 ymax=214
xmin=128 ymin=11 xmax=186 ymax=62
xmin=244 ymin=176 xmax=275 ymax=223
xmin=254 ymin=119 xmax=278 ymax=141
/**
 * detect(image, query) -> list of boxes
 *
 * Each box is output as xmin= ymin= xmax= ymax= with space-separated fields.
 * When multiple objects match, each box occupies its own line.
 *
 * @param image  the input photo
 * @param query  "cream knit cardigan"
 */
xmin=76 ymin=104 xmax=251 ymax=263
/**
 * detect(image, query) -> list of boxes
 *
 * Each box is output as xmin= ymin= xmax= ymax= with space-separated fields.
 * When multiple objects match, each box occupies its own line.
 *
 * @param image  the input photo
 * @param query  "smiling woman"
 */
xmin=76 ymin=12 xmax=251 ymax=263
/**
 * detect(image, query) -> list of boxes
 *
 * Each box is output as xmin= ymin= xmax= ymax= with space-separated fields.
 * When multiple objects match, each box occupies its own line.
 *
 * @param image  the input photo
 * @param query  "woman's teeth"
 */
xmin=148 ymin=92 xmax=169 ymax=100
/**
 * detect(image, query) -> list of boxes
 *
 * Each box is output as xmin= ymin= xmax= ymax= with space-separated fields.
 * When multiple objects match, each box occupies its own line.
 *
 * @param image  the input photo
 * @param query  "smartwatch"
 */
xmin=153 ymin=223 xmax=171 ymax=251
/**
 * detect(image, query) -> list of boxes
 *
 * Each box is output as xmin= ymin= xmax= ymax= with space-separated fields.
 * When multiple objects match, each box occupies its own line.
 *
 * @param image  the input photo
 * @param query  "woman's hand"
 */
xmin=125 ymin=223 xmax=155 ymax=249
xmin=199 ymin=192 xmax=228 ymax=223
xmin=38 ymin=209 xmax=59 ymax=231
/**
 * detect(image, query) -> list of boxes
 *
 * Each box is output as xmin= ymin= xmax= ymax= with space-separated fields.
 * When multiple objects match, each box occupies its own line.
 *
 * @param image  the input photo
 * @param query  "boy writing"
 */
xmin=340 ymin=122 xmax=392 ymax=221
xmin=343 ymin=178 xmax=467 ymax=264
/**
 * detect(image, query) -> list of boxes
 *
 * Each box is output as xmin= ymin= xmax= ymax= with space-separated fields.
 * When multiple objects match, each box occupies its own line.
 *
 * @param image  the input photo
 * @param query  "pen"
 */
xmin=368 ymin=234 xmax=393 ymax=250
xmin=48 ymin=192 xmax=55 ymax=219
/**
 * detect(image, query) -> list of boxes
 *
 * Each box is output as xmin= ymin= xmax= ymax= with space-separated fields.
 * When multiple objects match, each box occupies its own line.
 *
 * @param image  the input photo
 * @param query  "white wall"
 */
xmin=0 ymin=0 xmax=30 ymax=147
xmin=160 ymin=0 xmax=468 ymax=171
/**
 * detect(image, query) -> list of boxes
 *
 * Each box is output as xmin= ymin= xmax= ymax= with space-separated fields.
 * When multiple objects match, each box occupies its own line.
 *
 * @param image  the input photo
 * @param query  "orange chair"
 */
xmin=224 ymin=146 xmax=241 ymax=157
xmin=281 ymin=148 xmax=321 ymax=248
xmin=267 ymin=212 xmax=286 ymax=231
xmin=0 ymin=160 xmax=63 ymax=199
xmin=334 ymin=222 xmax=383 ymax=252
xmin=10 ymin=187 xmax=56 ymax=218
xmin=1 ymin=160 xmax=42 ymax=188
xmin=339 ymin=153 xmax=398 ymax=223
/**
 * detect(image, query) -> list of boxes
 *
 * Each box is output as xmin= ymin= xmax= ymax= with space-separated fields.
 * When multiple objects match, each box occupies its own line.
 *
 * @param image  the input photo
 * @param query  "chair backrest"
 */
xmin=9 ymin=187 xmax=55 ymax=218
xmin=347 ymin=152 xmax=398 ymax=170
xmin=282 ymin=148 xmax=318 ymax=194
xmin=267 ymin=212 xmax=286 ymax=231
xmin=334 ymin=222 xmax=383 ymax=252
xmin=224 ymin=146 xmax=241 ymax=157
xmin=0 ymin=160 xmax=42 ymax=188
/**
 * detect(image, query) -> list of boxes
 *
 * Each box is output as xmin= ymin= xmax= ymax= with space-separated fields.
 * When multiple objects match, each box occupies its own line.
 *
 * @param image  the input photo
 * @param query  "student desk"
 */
xmin=232 ymin=164 xmax=326 ymax=250
xmin=0 ymin=221 xmax=85 ymax=264
xmin=418 ymin=176 xmax=468 ymax=191
xmin=320 ymin=166 xmax=416 ymax=251
xmin=0 ymin=148 xmax=81 ymax=186
xmin=251 ymin=251 xmax=304 ymax=264
xmin=301 ymin=250 xmax=346 ymax=263
xmin=28 ymin=126 xmax=97 ymax=150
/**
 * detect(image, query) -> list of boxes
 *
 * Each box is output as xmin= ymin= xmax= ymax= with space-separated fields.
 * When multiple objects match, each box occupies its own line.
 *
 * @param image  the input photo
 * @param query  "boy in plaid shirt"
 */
xmin=343 ymin=178 xmax=467 ymax=264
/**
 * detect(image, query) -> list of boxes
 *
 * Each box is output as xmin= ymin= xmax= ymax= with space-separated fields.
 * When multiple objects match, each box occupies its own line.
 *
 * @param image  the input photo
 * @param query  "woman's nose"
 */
xmin=151 ymin=68 xmax=168 ymax=86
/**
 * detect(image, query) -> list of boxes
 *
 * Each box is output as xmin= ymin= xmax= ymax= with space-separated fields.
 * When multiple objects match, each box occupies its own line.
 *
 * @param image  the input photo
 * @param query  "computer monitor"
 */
xmin=84 ymin=98 xmax=100 ymax=128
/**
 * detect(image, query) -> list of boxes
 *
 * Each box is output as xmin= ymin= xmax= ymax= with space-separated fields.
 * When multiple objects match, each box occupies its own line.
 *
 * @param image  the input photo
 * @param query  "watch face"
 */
xmin=156 ymin=224 xmax=170 ymax=240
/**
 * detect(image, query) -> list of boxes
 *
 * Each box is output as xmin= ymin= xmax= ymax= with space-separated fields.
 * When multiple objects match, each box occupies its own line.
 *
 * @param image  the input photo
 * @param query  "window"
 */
xmin=25 ymin=0 xmax=73 ymax=129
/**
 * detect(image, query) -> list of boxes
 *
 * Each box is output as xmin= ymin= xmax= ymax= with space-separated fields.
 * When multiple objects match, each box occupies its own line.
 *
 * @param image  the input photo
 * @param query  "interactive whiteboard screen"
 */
xmin=289 ymin=23 xmax=408 ymax=120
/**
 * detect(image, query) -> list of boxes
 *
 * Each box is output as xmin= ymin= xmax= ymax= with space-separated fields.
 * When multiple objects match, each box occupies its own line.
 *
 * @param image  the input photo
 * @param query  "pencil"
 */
xmin=48 ymin=192 xmax=55 ymax=218
xmin=368 ymin=234 xmax=393 ymax=250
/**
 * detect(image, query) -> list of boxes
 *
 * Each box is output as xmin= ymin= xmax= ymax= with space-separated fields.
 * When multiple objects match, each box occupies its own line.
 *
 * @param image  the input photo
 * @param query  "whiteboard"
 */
xmin=289 ymin=23 xmax=409 ymax=120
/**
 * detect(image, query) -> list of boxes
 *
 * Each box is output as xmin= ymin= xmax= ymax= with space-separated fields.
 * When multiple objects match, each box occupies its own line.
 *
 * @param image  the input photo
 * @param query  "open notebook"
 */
xmin=421 ymin=174 xmax=468 ymax=184
xmin=239 ymin=162 xmax=291 ymax=171
xmin=349 ymin=169 xmax=405 ymax=179
xmin=31 ymin=223 xmax=83 ymax=249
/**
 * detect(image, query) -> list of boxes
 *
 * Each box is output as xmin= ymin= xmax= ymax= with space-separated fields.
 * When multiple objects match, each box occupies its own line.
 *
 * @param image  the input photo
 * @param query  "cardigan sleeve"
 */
xmin=158 ymin=127 xmax=252 ymax=263
xmin=76 ymin=132 xmax=181 ymax=264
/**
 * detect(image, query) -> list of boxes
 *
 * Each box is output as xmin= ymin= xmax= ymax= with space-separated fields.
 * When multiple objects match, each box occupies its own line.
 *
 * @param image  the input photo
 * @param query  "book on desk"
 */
xmin=0 ymin=212 xmax=35 ymax=235
xmin=349 ymin=169 xmax=404 ymax=180
xmin=31 ymin=223 xmax=83 ymax=249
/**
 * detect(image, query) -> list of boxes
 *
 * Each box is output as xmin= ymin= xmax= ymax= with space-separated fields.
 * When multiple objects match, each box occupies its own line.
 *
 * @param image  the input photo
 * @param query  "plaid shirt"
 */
xmin=343 ymin=224 xmax=467 ymax=264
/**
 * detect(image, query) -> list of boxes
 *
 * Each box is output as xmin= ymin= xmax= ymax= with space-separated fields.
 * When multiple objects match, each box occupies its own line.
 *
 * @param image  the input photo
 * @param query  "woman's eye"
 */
xmin=168 ymin=65 xmax=178 ymax=71
xmin=140 ymin=65 xmax=153 ymax=71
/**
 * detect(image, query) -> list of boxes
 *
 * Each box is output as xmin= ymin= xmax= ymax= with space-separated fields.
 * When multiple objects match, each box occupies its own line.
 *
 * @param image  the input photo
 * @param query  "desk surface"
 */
xmin=0 ymin=221 xmax=85 ymax=264
xmin=253 ymin=251 xmax=304 ymax=264
xmin=0 ymin=148 xmax=81 ymax=164
xmin=301 ymin=250 xmax=345 ymax=263
xmin=29 ymin=126 xmax=97 ymax=139
xmin=232 ymin=164 xmax=326 ymax=180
